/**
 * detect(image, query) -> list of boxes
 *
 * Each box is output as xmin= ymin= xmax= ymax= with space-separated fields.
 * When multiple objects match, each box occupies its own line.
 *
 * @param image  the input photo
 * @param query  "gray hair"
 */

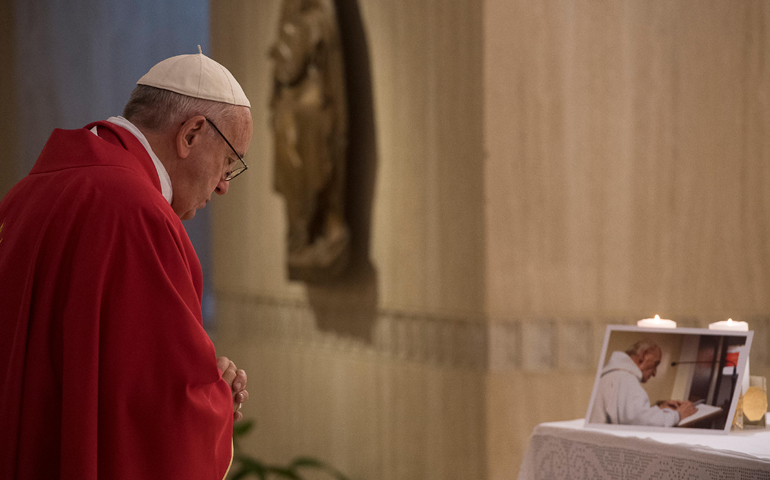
xmin=123 ymin=85 xmax=240 ymax=134
xmin=625 ymin=338 xmax=661 ymax=358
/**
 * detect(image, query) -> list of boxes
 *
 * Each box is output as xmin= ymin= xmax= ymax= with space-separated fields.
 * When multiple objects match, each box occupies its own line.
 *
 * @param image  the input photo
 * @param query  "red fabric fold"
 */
xmin=0 ymin=122 xmax=233 ymax=479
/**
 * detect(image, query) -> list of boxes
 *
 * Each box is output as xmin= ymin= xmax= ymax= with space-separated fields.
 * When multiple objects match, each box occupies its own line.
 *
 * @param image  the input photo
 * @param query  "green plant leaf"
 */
xmin=264 ymin=466 xmax=303 ymax=480
xmin=233 ymin=420 xmax=255 ymax=438
xmin=229 ymin=419 xmax=355 ymax=480
xmin=290 ymin=457 xmax=325 ymax=469
xmin=230 ymin=468 xmax=266 ymax=480
xmin=290 ymin=456 xmax=353 ymax=480
xmin=232 ymin=457 xmax=266 ymax=478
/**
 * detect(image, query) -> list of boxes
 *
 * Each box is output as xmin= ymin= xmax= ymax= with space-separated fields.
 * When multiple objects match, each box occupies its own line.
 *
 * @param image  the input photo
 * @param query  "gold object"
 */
xmin=742 ymin=386 xmax=768 ymax=422
xmin=732 ymin=376 xmax=767 ymax=430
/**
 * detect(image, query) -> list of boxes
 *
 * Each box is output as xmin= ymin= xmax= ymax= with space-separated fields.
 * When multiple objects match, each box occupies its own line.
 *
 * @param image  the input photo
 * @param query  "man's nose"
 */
xmin=215 ymin=178 xmax=230 ymax=195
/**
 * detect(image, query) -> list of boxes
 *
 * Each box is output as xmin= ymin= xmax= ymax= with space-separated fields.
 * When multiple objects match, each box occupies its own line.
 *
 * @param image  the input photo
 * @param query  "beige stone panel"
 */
xmin=627 ymin=2 xmax=763 ymax=315
xmin=363 ymin=0 xmax=486 ymax=317
xmin=484 ymin=0 xmax=583 ymax=316
xmin=485 ymin=0 xmax=770 ymax=318
xmin=220 ymin=340 xmax=486 ymax=479
xmin=486 ymin=370 xmax=595 ymax=480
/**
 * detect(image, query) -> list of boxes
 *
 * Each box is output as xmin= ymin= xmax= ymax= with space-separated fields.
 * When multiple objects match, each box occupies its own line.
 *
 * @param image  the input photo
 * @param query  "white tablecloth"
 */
xmin=518 ymin=418 xmax=770 ymax=479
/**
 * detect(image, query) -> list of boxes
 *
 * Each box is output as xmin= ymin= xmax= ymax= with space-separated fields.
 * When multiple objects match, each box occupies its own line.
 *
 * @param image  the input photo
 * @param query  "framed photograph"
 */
xmin=585 ymin=325 xmax=753 ymax=434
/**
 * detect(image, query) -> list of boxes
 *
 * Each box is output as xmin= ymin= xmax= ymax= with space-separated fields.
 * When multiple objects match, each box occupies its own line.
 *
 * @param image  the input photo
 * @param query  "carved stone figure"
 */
xmin=270 ymin=0 xmax=348 ymax=282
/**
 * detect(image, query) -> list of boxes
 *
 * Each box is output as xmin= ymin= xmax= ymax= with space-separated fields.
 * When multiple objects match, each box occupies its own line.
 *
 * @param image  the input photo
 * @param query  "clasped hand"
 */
xmin=217 ymin=356 xmax=249 ymax=422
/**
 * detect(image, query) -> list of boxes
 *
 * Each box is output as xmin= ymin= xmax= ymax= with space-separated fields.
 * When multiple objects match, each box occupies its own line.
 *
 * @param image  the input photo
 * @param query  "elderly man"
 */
xmin=590 ymin=338 xmax=697 ymax=426
xmin=0 ymin=50 xmax=251 ymax=479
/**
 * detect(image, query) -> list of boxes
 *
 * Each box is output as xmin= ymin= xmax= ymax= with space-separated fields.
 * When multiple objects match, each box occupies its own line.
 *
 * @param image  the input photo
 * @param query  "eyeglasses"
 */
xmin=205 ymin=117 xmax=248 ymax=181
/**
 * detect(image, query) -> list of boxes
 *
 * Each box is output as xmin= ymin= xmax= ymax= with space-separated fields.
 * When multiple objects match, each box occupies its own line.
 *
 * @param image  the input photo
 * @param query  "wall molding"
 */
xmin=215 ymin=294 xmax=768 ymax=372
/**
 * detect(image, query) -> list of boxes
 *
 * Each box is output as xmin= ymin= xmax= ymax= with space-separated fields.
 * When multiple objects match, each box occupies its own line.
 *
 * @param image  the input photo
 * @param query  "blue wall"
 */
xmin=14 ymin=0 xmax=217 ymax=328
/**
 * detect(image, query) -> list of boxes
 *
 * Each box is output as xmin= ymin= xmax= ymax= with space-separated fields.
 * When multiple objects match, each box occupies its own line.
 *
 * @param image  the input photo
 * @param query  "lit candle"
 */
xmin=637 ymin=314 xmax=677 ymax=329
xmin=708 ymin=318 xmax=749 ymax=331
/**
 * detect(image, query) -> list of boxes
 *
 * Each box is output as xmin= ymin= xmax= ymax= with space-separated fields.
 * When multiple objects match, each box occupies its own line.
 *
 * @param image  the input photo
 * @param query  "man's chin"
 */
xmin=180 ymin=209 xmax=197 ymax=221
xmin=176 ymin=202 xmax=207 ymax=221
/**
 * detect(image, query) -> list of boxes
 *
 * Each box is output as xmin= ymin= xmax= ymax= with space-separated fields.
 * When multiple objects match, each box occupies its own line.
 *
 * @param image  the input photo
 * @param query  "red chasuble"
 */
xmin=0 ymin=122 xmax=233 ymax=479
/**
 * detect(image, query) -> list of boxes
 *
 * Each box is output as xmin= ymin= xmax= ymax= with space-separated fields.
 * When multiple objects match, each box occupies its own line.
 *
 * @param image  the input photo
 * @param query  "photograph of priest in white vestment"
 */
xmin=589 ymin=339 xmax=697 ymax=426
xmin=587 ymin=328 xmax=751 ymax=431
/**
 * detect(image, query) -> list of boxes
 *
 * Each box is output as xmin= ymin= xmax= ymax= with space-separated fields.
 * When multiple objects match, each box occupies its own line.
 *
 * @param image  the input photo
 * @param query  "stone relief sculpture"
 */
xmin=270 ymin=0 xmax=349 ymax=282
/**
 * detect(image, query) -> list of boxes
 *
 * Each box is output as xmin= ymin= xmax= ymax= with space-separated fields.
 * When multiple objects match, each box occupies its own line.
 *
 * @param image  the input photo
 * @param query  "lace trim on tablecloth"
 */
xmin=518 ymin=424 xmax=770 ymax=480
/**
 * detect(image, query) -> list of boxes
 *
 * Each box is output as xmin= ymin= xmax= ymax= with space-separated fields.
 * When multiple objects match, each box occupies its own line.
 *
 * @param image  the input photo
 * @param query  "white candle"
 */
xmin=709 ymin=318 xmax=750 ymax=394
xmin=708 ymin=318 xmax=749 ymax=331
xmin=637 ymin=314 xmax=677 ymax=329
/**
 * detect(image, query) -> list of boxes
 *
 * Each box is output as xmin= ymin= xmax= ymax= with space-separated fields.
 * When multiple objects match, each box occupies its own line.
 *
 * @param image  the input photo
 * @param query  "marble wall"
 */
xmin=210 ymin=1 xmax=770 ymax=479
xmin=485 ymin=0 xmax=770 ymax=319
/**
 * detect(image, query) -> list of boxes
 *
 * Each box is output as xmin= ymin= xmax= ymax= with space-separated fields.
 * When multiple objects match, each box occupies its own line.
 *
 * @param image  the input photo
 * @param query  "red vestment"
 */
xmin=0 ymin=122 xmax=233 ymax=479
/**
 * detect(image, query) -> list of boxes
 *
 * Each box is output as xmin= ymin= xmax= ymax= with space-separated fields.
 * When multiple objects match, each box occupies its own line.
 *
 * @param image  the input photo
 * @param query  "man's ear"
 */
xmin=176 ymin=115 xmax=207 ymax=159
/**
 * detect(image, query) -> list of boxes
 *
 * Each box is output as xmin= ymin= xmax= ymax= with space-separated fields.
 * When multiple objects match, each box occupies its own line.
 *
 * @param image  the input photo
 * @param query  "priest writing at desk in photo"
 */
xmin=590 ymin=339 xmax=698 ymax=427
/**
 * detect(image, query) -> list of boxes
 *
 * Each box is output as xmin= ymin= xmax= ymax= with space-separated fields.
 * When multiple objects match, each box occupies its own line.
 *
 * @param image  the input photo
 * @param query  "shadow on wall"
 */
xmin=306 ymin=0 xmax=379 ymax=344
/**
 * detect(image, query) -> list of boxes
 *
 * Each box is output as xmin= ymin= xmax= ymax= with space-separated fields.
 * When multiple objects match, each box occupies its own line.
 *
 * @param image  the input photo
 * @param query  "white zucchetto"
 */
xmin=136 ymin=46 xmax=250 ymax=108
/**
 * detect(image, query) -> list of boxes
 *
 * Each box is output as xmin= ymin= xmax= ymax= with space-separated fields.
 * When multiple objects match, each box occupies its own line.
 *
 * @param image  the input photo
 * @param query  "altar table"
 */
xmin=518 ymin=417 xmax=770 ymax=479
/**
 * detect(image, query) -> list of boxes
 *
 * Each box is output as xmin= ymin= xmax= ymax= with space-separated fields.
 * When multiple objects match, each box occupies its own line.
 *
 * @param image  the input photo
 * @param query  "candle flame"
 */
xmin=727 ymin=318 xmax=733 ymax=323
xmin=654 ymin=315 xmax=660 ymax=321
